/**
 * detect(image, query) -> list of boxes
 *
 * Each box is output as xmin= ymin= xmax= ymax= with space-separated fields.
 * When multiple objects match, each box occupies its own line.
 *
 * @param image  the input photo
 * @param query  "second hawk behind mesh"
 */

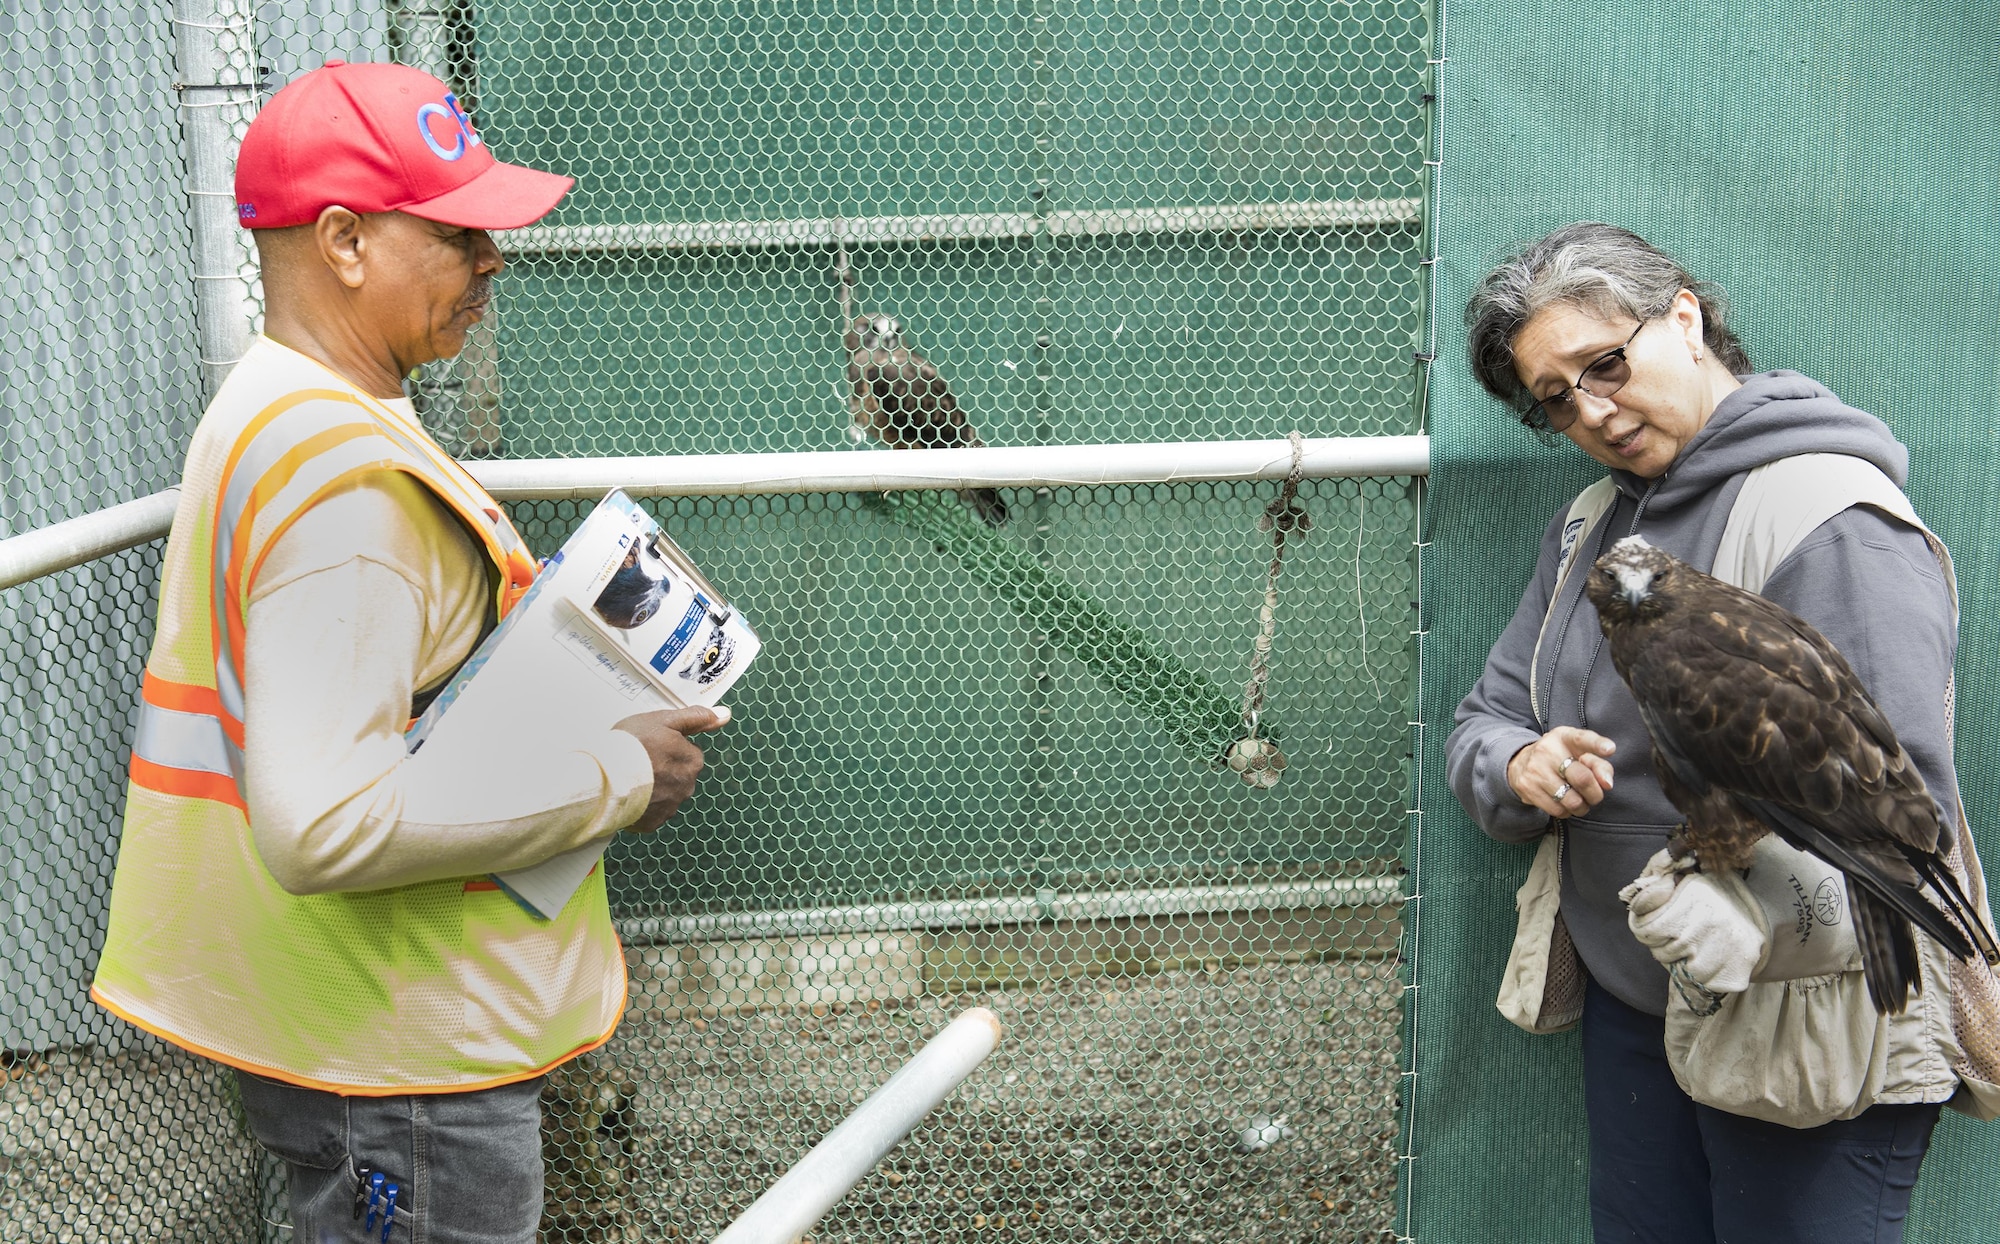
xmin=845 ymin=314 xmax=1008 ymax=527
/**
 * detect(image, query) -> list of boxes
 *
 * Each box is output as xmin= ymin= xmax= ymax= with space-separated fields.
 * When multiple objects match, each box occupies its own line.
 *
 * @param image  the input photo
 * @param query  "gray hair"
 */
xmin=1464 ymin=222 xmax=1752 ymax=411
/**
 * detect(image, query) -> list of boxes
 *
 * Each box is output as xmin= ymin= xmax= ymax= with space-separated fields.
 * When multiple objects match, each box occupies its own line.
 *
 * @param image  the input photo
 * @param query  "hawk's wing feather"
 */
xmin=1851 ymin=885 xmax=1925 ymax=1014
xmin=1913 ymin=848 xmax=2000 ymax=965
xmin=1621 ymin=590 xmax=1940 ymax=855
xmin=1683 ymin=584 xmax=1909 ymax=764
xmin=1740 ymin=793 xmax=1974 ymax=962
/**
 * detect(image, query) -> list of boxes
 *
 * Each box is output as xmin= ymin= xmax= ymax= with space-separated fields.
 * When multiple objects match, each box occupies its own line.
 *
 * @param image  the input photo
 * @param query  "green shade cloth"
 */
xmin=1412 ymin=3 xmax=2000 ymax=1238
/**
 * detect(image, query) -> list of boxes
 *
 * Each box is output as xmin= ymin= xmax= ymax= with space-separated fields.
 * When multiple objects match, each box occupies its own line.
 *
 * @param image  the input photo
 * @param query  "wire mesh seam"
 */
xmin=500 ymin=198 xmax=1424 ymax=254
xmin=1398 ymin=0 xmax=1448 ymax=1231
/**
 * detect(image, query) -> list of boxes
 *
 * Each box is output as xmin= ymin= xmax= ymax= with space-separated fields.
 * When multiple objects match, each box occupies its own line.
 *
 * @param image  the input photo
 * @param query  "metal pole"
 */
xmin=171 ymin=0 xmax=261 ymax=400
xmin=709 ymin=1008 xmax=1004 ymax=1244
xmin=391 ymin=0 xmax=452 ymax=72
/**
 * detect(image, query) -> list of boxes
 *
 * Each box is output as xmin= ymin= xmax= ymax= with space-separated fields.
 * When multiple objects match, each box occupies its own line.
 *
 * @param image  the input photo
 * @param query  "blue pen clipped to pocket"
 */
xmin=353 ymin=1165 xmax=407 ymax=1240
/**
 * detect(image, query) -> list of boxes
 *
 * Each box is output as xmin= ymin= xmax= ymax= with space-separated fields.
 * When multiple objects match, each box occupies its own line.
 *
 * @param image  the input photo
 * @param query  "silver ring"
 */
xmin=1552 ymin=782 xmax=1573 ymax=802
xmin=1557 ymin=756 xmax=1574 ymax=778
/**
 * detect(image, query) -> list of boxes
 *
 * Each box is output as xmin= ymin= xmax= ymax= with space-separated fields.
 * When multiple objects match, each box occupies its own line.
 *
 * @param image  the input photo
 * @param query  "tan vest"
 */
xmin=91 ymin=339 xmax=627 ymax=1094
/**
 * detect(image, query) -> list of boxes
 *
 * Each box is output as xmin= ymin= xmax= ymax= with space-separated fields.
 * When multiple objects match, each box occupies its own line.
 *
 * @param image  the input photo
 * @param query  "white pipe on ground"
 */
xmin=709 ymin=1007 xmax=1004 ymax=1244
xmin=0 ymin=437 xmax=1429 ymax=590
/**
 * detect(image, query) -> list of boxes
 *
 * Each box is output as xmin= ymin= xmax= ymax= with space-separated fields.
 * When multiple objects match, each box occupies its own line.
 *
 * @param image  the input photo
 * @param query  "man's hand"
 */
xmin=613 ymin=705 xmax=732 ymax=833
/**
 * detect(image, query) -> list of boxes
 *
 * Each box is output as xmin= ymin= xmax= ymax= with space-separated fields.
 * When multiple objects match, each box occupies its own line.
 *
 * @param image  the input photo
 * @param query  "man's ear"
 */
xmin=313 ymin=206 xmax=367 ymax=290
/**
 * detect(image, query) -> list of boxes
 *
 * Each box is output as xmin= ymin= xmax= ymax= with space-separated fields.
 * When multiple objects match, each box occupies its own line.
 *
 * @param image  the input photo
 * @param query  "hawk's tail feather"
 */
xmin=1745 ymin=797 xmax=1976 ymax=961
xmin=962 ymin=487 xmax=1008 ymax=528
xmin=1851 ymin=887 xmax=1922 ymax=1015
xmin=1911 ymin=849 xmax=2000 ymax=966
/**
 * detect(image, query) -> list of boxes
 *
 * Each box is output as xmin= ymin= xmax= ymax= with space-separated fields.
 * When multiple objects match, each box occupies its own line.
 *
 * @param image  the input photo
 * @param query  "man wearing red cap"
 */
xmin=91 ymin=61 xmax=720 ymax=1241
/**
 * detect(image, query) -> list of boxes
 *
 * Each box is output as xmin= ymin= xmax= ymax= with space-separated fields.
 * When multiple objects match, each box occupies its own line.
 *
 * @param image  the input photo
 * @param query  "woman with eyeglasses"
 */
xmin=1447 ymin=223 xmax=1987 ymax=1243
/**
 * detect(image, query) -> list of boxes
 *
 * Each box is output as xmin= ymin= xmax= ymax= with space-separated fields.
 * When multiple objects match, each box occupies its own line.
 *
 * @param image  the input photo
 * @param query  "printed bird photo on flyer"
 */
xmin=559 ymin=498 xmax=761 ymax=708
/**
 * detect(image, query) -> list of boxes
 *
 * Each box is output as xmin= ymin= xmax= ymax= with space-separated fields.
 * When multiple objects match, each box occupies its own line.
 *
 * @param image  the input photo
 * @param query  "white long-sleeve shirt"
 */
xmin=240 ymin=460 xmax=653 ymax=895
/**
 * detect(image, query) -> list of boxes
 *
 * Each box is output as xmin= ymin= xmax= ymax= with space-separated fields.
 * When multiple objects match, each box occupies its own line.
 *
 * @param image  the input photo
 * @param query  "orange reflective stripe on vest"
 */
xmin=129 ymin=673 xmax=246 ymax=809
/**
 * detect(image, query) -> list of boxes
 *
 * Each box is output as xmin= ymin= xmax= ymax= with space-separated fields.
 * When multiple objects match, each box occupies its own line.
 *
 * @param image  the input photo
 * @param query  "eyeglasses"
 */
xmin=1519 ymin=316 xmax=1654 ymax=444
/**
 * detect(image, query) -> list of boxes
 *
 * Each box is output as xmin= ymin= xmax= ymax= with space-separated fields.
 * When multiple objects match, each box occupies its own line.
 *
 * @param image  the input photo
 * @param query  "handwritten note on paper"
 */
xmin=553 ymin=610 xmax=653 ymax=701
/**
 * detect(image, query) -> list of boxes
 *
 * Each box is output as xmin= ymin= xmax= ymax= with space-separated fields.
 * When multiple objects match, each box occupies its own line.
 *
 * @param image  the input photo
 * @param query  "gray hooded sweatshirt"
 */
xmin=1448 ymin=371 xmax=1961 ymax=1016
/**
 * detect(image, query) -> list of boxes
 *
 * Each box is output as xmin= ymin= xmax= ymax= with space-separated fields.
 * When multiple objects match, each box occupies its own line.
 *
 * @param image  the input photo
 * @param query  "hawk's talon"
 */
xmin=1665 ymin=824 xmax=1701 ymax=871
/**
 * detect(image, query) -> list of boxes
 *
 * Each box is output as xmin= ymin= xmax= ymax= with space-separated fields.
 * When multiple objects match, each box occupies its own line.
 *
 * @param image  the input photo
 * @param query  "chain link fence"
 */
xmin=1 ymin=1 xmax=1428 ymax=1240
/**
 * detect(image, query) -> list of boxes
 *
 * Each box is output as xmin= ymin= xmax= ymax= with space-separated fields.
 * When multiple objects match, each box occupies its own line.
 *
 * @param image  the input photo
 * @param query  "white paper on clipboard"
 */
xmin=405 ymin=489 xmax=760 ymax=918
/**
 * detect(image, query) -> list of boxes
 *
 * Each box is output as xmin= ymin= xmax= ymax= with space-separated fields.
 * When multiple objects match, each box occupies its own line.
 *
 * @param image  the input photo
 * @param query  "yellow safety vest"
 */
xmin=91 ymin=338 xmax=626 ymax=1094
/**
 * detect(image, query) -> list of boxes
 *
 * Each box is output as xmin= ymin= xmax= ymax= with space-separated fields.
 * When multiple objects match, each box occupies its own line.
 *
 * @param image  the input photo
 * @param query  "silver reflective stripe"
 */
xmin=214 ymin=654 xmax=248 ymax=738
xmin=209 ymin=395 xmax=520 ymax=718
xmin=133 ymin=700 xmax=244 ymax=783
xmin=211 ymin=398 xmax=372 ymax=720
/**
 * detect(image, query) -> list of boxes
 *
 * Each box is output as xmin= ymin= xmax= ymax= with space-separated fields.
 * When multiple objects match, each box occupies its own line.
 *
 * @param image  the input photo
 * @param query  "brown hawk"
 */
xmin=1586 ymin=535 xmax=1998 ymax=1013
xmin=845 ymin=313 xmax=1007 ymax=527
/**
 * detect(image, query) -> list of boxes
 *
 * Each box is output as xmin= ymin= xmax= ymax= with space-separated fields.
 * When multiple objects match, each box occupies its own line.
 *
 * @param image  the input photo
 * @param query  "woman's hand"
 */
xmin=1506 ymin=727 xmax=1616 ymax=819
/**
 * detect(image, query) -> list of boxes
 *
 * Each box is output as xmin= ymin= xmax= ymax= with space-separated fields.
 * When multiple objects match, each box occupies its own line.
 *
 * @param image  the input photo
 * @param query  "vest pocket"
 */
xmin=1661 ymin=895 xmax=1958 ymax=1127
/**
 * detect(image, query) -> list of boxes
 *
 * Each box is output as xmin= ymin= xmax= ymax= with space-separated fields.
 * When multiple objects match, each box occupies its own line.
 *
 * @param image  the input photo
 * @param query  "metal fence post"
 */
xmin=171 ymin=0 xmax=261 ymax=401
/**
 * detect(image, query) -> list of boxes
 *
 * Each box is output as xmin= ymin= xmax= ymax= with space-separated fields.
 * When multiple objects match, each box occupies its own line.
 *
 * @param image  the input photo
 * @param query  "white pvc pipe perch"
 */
xmin=467 ymin=436 xmax=1431 ymax=501
xmin=498 ymin=197 xmax=1423 ymax=257
xmin=618 ymin=874 xmax=1402 ymax=946
xmin=0 ymin=490 xmax=183 ymax=592
xmin=0 ymin=438 xmax=1431 ymax=591
xmin=709 ymin=1007 xmax=1004 ymax=1244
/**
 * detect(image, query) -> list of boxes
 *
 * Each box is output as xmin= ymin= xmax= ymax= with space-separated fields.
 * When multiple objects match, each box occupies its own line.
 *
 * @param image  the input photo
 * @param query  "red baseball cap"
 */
xmin=234 ymin=60 xmax=572 ymax=231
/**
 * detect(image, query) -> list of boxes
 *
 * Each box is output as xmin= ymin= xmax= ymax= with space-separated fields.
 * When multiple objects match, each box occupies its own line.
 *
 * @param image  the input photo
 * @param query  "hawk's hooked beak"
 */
xmin=1614 ymin=566 xmax=1655 ymax=608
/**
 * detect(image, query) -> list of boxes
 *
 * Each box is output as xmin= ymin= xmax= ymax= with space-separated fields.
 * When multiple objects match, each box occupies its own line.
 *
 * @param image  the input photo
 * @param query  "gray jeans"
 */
xmin=235 ymin=1070 xmax=546 ymax=1244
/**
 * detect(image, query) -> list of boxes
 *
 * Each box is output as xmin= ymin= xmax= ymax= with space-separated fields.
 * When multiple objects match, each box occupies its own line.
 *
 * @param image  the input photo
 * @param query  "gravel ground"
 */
xmin=2 ymin=958 xmax=1401 ymax=1243
xmin=607 ymin=957 xmax=1403 ymax=1243
xmin=0 ymin=1041 xmax=264 ymax=1244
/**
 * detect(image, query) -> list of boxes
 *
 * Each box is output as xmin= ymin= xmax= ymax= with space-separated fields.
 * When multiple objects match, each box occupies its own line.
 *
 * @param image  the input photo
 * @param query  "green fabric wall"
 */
xmin=1414 ymin=1 xmax=2000 ymax=1239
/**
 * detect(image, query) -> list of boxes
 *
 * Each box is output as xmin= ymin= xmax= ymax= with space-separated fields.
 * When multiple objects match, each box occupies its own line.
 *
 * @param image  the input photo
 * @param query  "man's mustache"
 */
xmin=460 ymin=279 xmax=494 ymax=311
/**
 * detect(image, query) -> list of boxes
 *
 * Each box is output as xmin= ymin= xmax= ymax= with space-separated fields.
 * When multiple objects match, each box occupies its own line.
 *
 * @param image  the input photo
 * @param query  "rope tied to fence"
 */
xmin=1227 ymin=430 xmax=1310 ymax=789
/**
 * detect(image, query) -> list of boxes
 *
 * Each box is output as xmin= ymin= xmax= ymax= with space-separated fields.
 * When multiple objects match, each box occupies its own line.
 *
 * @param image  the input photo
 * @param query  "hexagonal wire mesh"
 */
xmin=0 ymin=1 xmax=1428 ymax=1242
